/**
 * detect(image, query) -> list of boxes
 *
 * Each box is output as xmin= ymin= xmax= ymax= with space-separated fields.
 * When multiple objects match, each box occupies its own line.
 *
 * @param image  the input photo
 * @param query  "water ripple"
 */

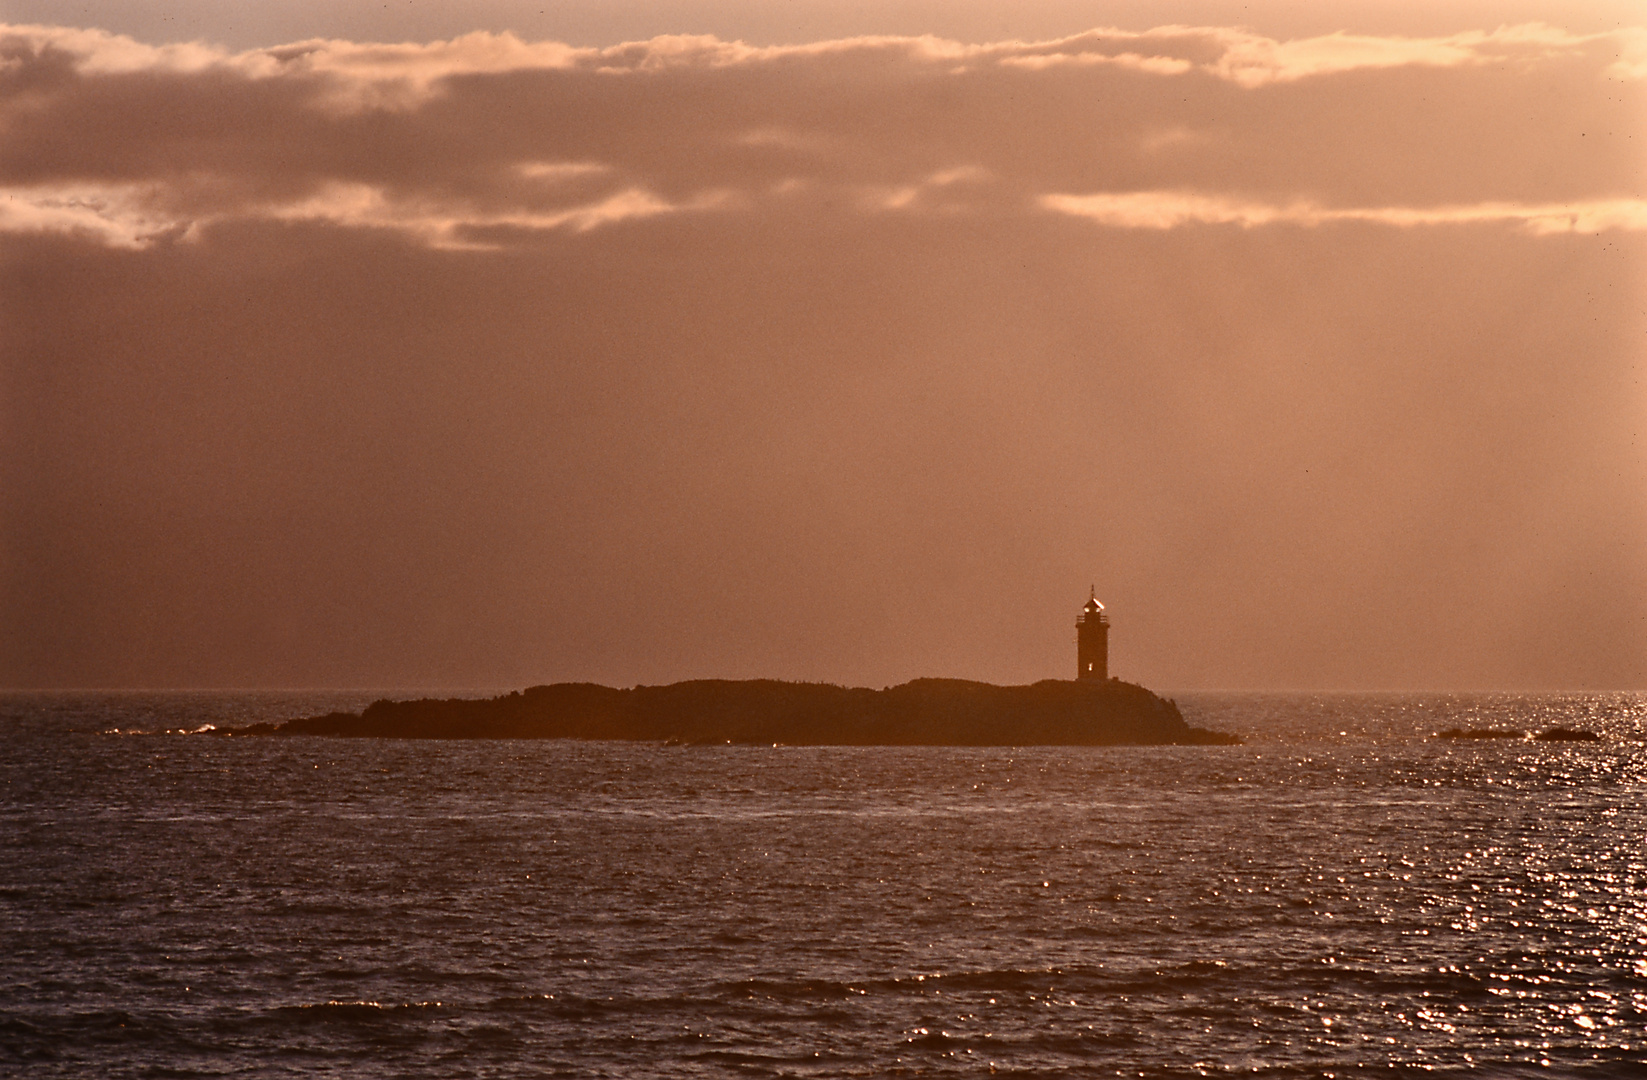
xmin=2 ymin=690 xmax=1645 ymax=1076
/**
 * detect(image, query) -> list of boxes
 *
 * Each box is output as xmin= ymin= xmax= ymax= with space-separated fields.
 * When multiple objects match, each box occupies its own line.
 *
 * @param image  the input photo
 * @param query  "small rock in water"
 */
xmin=1533 ymin=727 xmax=1600 ymax=742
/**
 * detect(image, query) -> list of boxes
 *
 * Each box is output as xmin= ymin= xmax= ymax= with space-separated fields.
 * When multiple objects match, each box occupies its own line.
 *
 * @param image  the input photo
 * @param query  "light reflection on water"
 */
xmin=1 ymin=690 xmax=1644 ymax=1076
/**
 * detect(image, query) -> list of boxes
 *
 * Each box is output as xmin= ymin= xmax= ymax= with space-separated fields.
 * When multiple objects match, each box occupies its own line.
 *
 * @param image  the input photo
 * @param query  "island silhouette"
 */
xmin=223 ymin=594 xmax=1238 ymax=745
xmin=235 ymin=677 xmax=1236 ymax=745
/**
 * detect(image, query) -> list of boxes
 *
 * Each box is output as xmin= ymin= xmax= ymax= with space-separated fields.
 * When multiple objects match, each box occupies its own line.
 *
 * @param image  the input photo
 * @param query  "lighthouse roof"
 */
xmin=1083 ymin=596 xmax=1104 ymax=613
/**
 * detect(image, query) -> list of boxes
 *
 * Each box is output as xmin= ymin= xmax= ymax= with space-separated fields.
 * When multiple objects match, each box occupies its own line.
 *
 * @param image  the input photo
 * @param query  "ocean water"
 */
xmin=3 ymin=690 xmax=1646 ymax=1077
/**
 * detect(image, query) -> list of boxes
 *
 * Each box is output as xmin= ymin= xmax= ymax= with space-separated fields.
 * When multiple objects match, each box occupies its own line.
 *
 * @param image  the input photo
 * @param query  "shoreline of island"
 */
xmin=213 ymin=677 xmax=1241 ymax=746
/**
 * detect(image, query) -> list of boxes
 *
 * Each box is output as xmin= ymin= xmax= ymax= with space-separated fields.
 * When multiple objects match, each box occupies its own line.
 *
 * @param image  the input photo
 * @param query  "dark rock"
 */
xmin=1434 ymin=726 xmax=1602 ymax=742
xmin=260 ymin=678 xmax=1240 ymax=746
xmin=1533 ymin=727 xmax=1601 ymax=742
xmin=202 ymin=721 xmax=279 ymax=736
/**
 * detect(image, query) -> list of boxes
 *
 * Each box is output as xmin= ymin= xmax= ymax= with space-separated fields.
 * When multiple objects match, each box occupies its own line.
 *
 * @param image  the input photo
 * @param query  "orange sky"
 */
xmin=2 ymin=3 xmax=1643 ymax=689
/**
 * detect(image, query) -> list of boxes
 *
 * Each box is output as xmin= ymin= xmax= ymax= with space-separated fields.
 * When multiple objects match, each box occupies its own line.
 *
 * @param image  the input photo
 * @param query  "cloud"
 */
xmin=1201 ymin=24 xmax=1570 ymax=87
xmin=260 ymin=181 xmax=708 ymax=247
xmin=862 ymin=165 xmax=991 ymax=212
xmin=0 ymin=182 xmax=179 ymax=248
xmin=1040 ymin=191 xmax=1647 ymax=234
xmin=990 ymin=22 xmax=1646 ymax=86
xmin=517 ymin=161 xmax=611 ymax=182
xmin=5 ymin=20 xmax=1639 ymax=102
xmin=0 ymin=178 xmax=726 ymax=249
xmin=0 ymin=19 xmax=1640 ymax=249
xmin=998 ymin=50 xmax=1194 ymax=76
xmin=0 ymin=23 xmax=260 ymax=75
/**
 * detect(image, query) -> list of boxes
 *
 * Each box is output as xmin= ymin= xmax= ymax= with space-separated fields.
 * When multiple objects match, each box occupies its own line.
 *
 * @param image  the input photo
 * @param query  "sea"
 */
xmin=3 ymin=690 xmax=1645 ymax=1078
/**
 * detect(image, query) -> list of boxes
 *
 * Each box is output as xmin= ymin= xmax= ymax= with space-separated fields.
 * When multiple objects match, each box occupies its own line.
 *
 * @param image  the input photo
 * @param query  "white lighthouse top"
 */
xmin=1083 ymin=587 xmax=1104 ymax=613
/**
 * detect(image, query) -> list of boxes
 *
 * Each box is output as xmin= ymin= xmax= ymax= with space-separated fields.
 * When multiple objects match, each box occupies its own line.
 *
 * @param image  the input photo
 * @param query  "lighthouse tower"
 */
xmin=1076 ymin=588 xmax=1108 ymax=681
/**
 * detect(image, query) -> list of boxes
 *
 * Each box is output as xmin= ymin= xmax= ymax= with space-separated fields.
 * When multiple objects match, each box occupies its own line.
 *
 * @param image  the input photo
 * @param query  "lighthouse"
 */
xmin=1077 ymin=588 xmax=1108 ymax=681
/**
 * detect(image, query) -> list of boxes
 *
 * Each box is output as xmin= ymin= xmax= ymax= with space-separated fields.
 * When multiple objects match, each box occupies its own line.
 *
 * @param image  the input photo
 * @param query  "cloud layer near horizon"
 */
xmin=3 ymin=20 xmax=1644 ymax=689
xmin=2 ymin=21 xmax=1643 ymax=250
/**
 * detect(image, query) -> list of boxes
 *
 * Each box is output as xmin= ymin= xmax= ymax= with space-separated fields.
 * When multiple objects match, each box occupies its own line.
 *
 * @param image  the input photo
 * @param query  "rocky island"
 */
xmin=1434 ymin=726 xmax=1601 ymax=741
xmin=237 ymin=677 xmax=1237 ymax=746
xmin=223 ymin=595 xmax=1237 ymax=745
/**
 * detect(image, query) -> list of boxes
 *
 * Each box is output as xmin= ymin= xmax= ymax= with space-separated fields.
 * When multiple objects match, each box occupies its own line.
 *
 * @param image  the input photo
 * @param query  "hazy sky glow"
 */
xmin=2 ymin=2 xmax=1643 ymax=690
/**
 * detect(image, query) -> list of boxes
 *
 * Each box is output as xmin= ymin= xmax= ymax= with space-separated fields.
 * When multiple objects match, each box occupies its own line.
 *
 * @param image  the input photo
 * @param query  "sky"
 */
xmin=1 ymin=2 xmax=1643 ymax=690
